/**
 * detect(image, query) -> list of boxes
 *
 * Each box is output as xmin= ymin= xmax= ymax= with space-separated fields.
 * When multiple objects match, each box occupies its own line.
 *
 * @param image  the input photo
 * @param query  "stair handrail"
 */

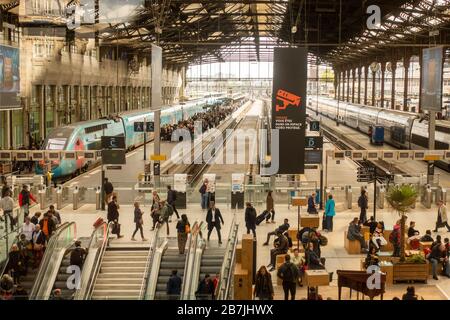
xmin=139 ymin=219 xmax=163 ymax=300
xmin=180 ymin=221 xmax=200 ymax=299
xmin=216 ymin=210 xmax=239 ymax=300
xmin=72 ymin=221 xmax=108 ymax=300
xmin=83 ymin=221 xmax=115 ymax=300
xmin=29 ymin=222 xmax=76 ymax=299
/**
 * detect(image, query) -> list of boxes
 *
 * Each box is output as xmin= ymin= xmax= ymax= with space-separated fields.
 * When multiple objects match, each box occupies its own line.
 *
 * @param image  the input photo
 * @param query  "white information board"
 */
xmin=203 ymin=173 xmax=216 ymax=193
xmin=231 ymin=173 xmax=245 ymax=193
xmin=174 ymin=174 xmax=187 ymax=193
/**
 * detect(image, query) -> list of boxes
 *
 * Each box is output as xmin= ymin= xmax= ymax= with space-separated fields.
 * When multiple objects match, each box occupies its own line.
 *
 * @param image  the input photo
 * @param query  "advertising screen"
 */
xmin=0 ymin=45 xmax=20 ymax=109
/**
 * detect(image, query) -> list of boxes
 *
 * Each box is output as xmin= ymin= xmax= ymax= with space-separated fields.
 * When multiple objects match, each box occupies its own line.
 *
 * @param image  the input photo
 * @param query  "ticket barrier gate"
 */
xmin=421 ymin=185 xmax=432 ymax=209
xmin=38 ymin=185 xmax=48 ymax=210
xmin=345 ymin=186 xmax=352 ymax=210
xmin=325 ymin=186 xmax=347 ymax=210
xmin=73 ymin=186 xmax=87 ymax=210
xmin=56 ymin=186 xmax=71 ymax=210
xmin=435 ymin=186 xmax=447 ymax=205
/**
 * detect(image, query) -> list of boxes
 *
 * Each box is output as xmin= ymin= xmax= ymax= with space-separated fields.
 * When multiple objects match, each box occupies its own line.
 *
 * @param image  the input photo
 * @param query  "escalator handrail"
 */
xmin=0 ymin=207 xmax=24 ymax=277
xmin=72 ymin=221 xmax=108 ymax=300
xmin=139 ymin=220 xmax=162 ymax=300
xmin=216 ymin=211 xmax=239 ymax=300
xmin=185 ymin=221 xmax=206 ymax=299
xmin=29 ymin=222 xmax=75 ymax=299
xmin=180 ymin=221 xmax=199 ymax=299
xmin=84 ymin=221 xmax=115 ymax=300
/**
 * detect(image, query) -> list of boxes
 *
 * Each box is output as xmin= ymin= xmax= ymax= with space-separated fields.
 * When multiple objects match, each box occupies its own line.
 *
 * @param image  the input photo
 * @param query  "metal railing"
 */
xmin=139 ymin=222 xmax=162 ymax=300
xmin=82 ymin=221 xmax=115 ymax=300
xmin=145 ymin=226 xmax=167 ymax=300
xmin=72 ymin=221 xmax=108 ymax=300
xmin=216 ymin=212 xmax=240 ymax=300
xmin=29 ymin=222 xmax=77 ymax=299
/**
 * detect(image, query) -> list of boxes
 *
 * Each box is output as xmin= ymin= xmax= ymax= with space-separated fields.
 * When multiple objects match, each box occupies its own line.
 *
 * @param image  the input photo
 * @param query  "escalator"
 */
xmin=29 ymin=222 xmax=78 ymax=299
xmin=154 ymin=247 xmax=186 ymax=299
xmin=145 ymin=222 xmax=201 ymax=300
xmin=0 ymin=222 xmax=75 ymax=300
xmin=50 ymin=237 xmax=90 ymax=299
xmin=199 ymin=246 xmax=226 ymax=281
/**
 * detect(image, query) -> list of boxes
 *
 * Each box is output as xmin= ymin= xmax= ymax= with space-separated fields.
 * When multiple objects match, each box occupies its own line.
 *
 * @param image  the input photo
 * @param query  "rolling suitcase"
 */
xmin=93 ymin=217 xmax=104 ymax=228
xmin=256 ymin=210 xmax=270 ymax=225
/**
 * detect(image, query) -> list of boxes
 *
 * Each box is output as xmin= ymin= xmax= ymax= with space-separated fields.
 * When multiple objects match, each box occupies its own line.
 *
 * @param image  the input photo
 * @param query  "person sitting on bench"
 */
xmin=347 ymin=218 xmax=369 ymax=253
xmin=263 ymin=219 xmax=289 ymax=246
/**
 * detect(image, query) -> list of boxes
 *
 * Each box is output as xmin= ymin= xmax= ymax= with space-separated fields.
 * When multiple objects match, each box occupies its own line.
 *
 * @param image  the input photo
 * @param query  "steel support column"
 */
xmin=351 ymin=68 xmax=356 ymax=103
xmin=380 ymin=62 xmax=386 ymax=108
xmin=364 ymin=66 xmax=369 ymax=105
xmin=391 ymin=61 xmax=397 ymax=110
xmin=403 ymin=55 xmax=411 ymax=112
xmin=371 ymin=70 xmax=376 ymax=107
xmin=346 ymin=69 xmax=350 ymax=102
xmin=357 ymin=66 xmax=362 ymax=104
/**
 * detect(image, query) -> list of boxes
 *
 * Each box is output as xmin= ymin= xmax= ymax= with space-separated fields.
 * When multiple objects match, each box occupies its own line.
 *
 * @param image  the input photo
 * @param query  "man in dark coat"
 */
xmin=244 ymin=202 xmax=257 ymax=238
xmin=107 ymin=196 xmax=123 ymax=238
xmin=167 ymin=185 xmax=179 ymax=220
xmin=206 ymin=202 xmax=224 ymax=244
xmin=166 ymin=270 xmax=182 ymax=300
xmin=104 ymin=178 xmax=114 ymax=205
xmin=358 ymin=190 xmax=368 ymax=224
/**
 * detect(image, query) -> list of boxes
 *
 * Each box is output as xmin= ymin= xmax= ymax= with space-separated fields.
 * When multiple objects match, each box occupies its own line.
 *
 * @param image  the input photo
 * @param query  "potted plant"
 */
xmin=385 ymin=184 xmax=418 ymax=262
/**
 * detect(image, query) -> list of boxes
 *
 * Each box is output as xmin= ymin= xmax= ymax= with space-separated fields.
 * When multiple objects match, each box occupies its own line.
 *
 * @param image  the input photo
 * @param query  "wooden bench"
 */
xmin=344 ymin=231 xmax=361 ymax=254
xmin=276 ymin=254 xmax=287 ymax=285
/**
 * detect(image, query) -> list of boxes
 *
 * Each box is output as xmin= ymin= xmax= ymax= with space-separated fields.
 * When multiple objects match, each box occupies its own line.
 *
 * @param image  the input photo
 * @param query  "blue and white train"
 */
xmin=308 ymin=96 xmax=450 ymax=171
xmin=37 ymin=96 xmax=226 ymax=179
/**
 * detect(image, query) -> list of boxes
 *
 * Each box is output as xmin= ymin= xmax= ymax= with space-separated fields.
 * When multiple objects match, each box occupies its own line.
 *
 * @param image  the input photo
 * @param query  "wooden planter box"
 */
xmin=393 ymin=262 xmax=429 ymax=284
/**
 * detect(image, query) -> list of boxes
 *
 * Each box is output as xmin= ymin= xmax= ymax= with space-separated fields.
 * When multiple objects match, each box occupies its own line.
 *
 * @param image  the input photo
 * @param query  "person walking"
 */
xmin=265 ymin=191 xmax=275 ymax=223
xmin=433 ymin=200 xmax=450 ymax=232
xmin=277 ymin=254 xmax=299 ymax=301
xmin=167 ymin=185 xmax=179 ymax=221
xmin=21 ymin=216 xmax=35 ymax=242
xmin=324 ymin=194 xmax=336 ymax=232
xmin=151 ymin=191 xmax=161 ymax=231
xmin=176 ymin=214 xmax=190 ymax=254
xmin=131 ymin=202 xmax=147 ymax=241
xmin=104 ymin=178 xmax=114 ymax=205
xmin=18 ymin=185 xmax=37 ymax=217
xmin=107 ymin=196 xmax=123 ymax=238
xmin=166 ymin=270 xmax=182 ymax=300
xmin=199 ymin=179 xmax=209 ymax=210
xmin=0 ymin=189 xmax=15 ymax=230
xmin=206 ymin=202 xmax=224 ymax=245
xmin=254 ymin=266 xmax=274 ymax=300
xmin=46 ymin=205 xmax=61 ymax=225
xmin=244 ymin=202 xmax=257 ymax=238
xmin=358 ymin=189 xmax=369 ymax=224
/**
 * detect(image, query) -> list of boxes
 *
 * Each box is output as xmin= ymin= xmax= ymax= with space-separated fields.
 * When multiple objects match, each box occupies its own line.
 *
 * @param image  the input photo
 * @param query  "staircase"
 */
xmin=91 ymin=245 xmax=149 ymax=300
xmin=155 ymin=248 xmax=186 ymax=300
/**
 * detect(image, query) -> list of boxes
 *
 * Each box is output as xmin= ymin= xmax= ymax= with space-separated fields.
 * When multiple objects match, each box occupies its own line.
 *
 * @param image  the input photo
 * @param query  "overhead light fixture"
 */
xmin=291 ymin=26 xmax=297 ymax=34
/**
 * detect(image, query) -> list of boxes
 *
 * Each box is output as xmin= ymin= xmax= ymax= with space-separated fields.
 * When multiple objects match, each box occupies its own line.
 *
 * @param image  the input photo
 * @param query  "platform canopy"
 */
xmin=6 ymin=0 xmax=450 ymax=66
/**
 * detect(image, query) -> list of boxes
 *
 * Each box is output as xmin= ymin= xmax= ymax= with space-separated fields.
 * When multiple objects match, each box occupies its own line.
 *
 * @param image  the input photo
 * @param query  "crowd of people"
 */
xmin=0 ymin=183 xmax=64 ymax=300
xmin=160 ymin=105 xmax=237 ymax=141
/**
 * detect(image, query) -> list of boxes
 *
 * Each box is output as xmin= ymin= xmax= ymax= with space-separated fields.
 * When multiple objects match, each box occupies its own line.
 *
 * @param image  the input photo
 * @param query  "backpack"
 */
xmin=389 ymin=230 xmax=398 ymax=244
xmin=199 ymin=184 xmax=206 ymax=194
xmin=172 ymin=191 xmax=177 ymax=201
xmin=282 ymin=263 xmax=295 ymax=282
xmin=70 ymin=248 xmax=83 ymax=266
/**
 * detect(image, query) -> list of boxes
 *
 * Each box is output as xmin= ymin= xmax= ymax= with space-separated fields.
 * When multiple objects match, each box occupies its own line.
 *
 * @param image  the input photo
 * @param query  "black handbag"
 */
xmin=112 ymin=222 xmax=121 ymax=235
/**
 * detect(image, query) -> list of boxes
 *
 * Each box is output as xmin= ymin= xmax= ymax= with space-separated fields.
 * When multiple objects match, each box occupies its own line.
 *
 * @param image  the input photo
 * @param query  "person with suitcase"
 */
xmin=167 ymin=185 xmax=179 ymax=221
xmin=263 ymin=219 xmax=290 ymax=246
xmin=265 ymin=191 xmax=275 ymax=223
xmin=107 ymin=196 xmax=123 ymax=238
xmin=244 ymin=202 xmax=257 ymax=239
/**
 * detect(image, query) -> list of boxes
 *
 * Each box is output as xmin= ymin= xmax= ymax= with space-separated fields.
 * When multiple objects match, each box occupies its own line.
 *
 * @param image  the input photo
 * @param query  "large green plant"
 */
xmin=385 ymin=184 xmax=418 ymax=262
